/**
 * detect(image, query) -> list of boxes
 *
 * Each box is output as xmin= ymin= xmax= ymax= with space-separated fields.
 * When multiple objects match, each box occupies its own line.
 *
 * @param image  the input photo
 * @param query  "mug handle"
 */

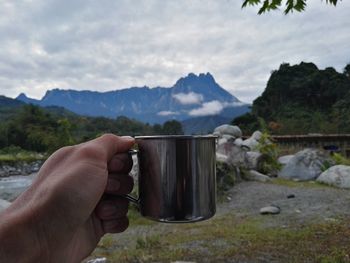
xmin=122 ymin=149 xmax=140 ymax=205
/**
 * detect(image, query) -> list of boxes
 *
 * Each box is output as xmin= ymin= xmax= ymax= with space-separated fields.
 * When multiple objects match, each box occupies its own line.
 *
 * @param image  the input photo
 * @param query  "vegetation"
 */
xmin=0 ymin=103 xmax=184 ymax=153
xmin=242 ymin=0 xmax=339 ymax=14
xmin=233 ymin=62 xmax=350 ymax=135
xmin=89 ymin=212 xmax=350 ymax=262
xmin=256 ymin=132 xmax=282 ymax=175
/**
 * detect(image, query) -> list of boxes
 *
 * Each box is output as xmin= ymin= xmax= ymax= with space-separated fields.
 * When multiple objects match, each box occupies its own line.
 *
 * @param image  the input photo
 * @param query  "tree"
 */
xmin=242 ymin=0 xmax=339 ymax=14
xmin=161 ymin=120 xmax=184 ymax=135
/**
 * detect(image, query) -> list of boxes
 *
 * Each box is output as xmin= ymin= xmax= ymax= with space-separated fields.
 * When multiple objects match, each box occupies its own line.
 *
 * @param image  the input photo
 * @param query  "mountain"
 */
xmin=17 ymin=73 xmax=250 ymax=124
xmin=181 ymin=115 xmax=232 ymax=134
xmin=233 ymin=62 xmax=350 ymax=134
xmin=0 ymin=96 xmax=25 ymax=121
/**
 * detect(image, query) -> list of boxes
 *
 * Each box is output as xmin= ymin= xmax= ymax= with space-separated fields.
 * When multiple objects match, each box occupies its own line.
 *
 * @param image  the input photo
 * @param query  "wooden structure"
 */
xmin=270 ymin=134 xmax=350 ymax=156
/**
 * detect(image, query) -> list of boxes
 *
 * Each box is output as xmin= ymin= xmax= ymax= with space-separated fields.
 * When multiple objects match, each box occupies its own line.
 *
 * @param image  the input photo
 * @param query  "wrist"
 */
xmin=0 ymin=205 xmax=46 ymax=262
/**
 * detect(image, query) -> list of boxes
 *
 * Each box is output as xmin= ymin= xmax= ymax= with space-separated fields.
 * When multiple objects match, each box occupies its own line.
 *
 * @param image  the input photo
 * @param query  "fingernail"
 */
xmin=106 ymin=179 xmax=121 ymax=192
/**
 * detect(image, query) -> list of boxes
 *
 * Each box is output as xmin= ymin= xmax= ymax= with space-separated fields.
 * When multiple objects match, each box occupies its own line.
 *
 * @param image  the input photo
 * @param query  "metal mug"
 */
xmin=126 ymin=135 xmax=217 ymax=223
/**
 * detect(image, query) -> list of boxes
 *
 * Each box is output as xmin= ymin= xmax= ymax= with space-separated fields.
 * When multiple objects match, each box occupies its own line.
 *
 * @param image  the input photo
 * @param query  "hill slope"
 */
xmin=233 ymin=62 xmax=350 ymax=134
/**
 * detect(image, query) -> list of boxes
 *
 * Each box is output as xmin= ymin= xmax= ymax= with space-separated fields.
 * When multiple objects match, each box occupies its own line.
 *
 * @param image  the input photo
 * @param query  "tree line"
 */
xmin=0 ymin=104 xmax=183 ymax=153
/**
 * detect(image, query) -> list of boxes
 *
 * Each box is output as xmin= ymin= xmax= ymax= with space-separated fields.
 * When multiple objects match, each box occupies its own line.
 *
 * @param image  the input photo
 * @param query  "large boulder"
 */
xmin=241 ymin=138 xmax=259 ymax=151
xmin=246 ymin=151 xmax=263 ymax=170
xmin=214 ymin=125 xmax=242 ymax=138
xmin=245 ymin=170 xmax=271 ymax=182
xmin=251 ymin=130 xmax=263 ymax=141
xmin=278 ymin=155 xmax=294 ymax=165
xmin=278 ymin=148 xmax=333 ymax=181
xmin=317 ymin=165 xmax=350 ymax=189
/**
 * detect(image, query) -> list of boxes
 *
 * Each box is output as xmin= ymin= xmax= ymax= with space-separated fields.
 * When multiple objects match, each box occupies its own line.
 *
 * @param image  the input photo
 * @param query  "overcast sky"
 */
xmin=0 ymin=0 xmax=349 ymax=103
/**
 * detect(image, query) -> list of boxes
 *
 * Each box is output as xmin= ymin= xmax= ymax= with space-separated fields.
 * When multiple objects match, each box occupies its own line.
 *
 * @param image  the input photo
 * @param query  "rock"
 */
xmin=251 ymin=130 xmax=263 ymax=141
xmin=260 ymin=206 xmax=280 ymax=215
xmin=87 ymin=258 xmax=107 ymax=263
xmin=278 ymin=155 xmax=294 ymax=165
xmin=222 ymin=134 xmax=236 ymax=142
xmin=0 ymin=175 xmax=35 ymax=201
xmin=246 ymin=151 xmax=263 ymax=170
xmin=216 ymin=152 xmax=229 ymax=163
xmin=233 ymin=138 xmax=243 ymax=146
xmin=217 ymin=137 xmax=228 ymax=146
xmin=226 ymin=144 xmax=247 ymax=167
xmin=287 ymin=194 xmax=295 ymax=199
xmin=241 ymin=138 xmax=259 ymax=151
xmin=0 ymin=199 xmax=11 ymax=211
xmin=278 ymin=148 xmax=333 ymax=181
xmin=246 ymin=170 xmax=271 ymax=182
xmin=214 ymin=124 xmax=242 ymax=138
xmin=317 ymin=165 xmax=350 ymax=189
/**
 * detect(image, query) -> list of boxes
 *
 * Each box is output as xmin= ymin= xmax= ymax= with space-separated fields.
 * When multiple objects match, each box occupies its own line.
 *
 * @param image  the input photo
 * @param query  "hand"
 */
xmin=0 ymin=134 xmax=135 ymax=263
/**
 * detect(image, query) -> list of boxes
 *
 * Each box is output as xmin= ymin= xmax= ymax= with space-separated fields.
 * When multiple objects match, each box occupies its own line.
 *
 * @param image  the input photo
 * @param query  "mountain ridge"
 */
xmin=17 ymin=72 xmax=249 ymax=124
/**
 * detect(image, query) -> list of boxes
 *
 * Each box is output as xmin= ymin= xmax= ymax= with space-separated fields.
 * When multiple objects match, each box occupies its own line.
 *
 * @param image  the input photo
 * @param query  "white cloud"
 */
xmin=172 ymin=92 xmax=203 ymax=105
xmin=157 ymin=110 xmax=179 ymax=116
xmin=189 ymin=100 xmax=224 ymax=116
xmin=0 ymin=0 xmax=349 ymax=102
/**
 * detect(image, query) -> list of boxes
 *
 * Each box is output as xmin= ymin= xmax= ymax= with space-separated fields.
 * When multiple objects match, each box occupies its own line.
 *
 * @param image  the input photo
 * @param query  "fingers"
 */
xmin=96 ymin=197 xmax=129 ymax=234
xmin=89 ymin=134 xmax=135 ymax=162
xmin=96 ymin=197 xmax=129 ymax=220
xmin=105 ymin=174 xmax=134 ymax=195
xmin=108 ymin=153 xmax=133 ymax=174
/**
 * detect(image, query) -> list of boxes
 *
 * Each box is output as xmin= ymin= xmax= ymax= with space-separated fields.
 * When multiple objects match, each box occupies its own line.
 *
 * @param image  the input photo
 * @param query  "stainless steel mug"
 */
xmin=126 ymin=135 xmax=217 ymax=223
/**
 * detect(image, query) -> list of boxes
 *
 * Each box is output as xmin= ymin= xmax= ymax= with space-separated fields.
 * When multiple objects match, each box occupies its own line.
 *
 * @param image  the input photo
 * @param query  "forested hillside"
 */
xmin=0 ymin=100 xmax=183 ymax=153
xmin=233 ymin=62 xmax=350 ymax=135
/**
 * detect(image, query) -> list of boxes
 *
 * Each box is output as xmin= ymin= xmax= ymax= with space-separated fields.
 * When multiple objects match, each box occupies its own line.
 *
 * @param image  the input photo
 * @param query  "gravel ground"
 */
xmin=221 ymin=180 xmax=350 ymax=225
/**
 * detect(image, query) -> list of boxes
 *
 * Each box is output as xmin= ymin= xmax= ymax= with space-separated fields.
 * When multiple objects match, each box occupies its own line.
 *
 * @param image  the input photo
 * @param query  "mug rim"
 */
xmin=135 ymin=135 xmax=217 ymax=140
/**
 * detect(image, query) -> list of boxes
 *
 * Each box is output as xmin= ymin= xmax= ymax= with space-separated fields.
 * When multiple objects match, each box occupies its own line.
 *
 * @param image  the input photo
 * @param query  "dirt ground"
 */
xmin=88 ymin=180 xmax=350 ymax=263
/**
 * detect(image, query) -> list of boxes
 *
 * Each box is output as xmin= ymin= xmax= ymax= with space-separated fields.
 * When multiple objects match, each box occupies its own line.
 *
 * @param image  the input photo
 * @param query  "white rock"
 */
xmin=241 ymin=138 xmax=259 ymax=151
xmin=233 ymin=138 xmax=243 ymax=146
xmin=251 ymin=130 xmax=263 ymax=141
xmin=317 ymin=165 xmax=350 ymax=189
xmin=222 ymin=134 xmax=236 ymax=141
xmin=216 ymin=153 xmax=229 ymax=163
xmin=278 ymin=155 xmax=295 ymax=165
xmin=217 ymin=137 xmax=228 ymax=146
xmin=87 ymin=258 xmax=107 ymax=263
xmin=246 ymin=170 xmax=271 ymax=182
xmin=214 ymin=124 xmax=242 ymax=138
xmin=260 ymin=206 xmax=280 ymax=215
xmin=246 ymin=151 xmax=263 ymax=170
xmin=278 ymin=148 xmax=333 ymax=181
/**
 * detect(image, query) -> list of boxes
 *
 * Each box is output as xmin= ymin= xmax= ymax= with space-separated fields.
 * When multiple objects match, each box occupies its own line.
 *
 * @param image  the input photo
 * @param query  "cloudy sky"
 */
xmin=0 ymin=0 xmax=349 ymax=103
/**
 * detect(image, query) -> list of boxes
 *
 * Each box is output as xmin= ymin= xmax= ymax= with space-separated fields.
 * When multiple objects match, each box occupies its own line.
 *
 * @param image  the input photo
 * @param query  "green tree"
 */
xmin=242 ymin=0 xmax=339 ymax=14
xmin=161 ymin=120 xmax=184 ymax=135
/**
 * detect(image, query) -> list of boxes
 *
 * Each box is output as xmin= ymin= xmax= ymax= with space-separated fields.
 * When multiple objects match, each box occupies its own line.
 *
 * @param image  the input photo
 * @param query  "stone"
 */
xmin=246 ymin=151 xmax=263 ymax=170
xmin=241 ymin=138 xmax=259 ymax=151
xmin=251 ymin=130 xmax=263 ymax=141
xmin=287 ymin=194 xmax=295 ymax=199
xmin=214 ymin=124 xmax=242 ymax=138
xmin=0 ymin=199 xmax=10 ymax=211
xmin=217 ymin=137 xmax=228 ymax=146
xmin=317 ymin=165 xmax=350 ymax=189
xmin=216 ymin=152 xmax=229 ymax=163
xmin=278 ymin=155 xmax=294 ymax=165
xmin=87 ymin=258 xmax=107 ymax=263
xmin=226 ymin=144 xmax=247 ymax=167
xmin=222 ymin=134 xmax=236 ymax=142
xmin=260 ymin=206 xmax=280 ymax=215
xmin=246 ymin=170 xmax=271 ymax=182
xmin=278 ymin=148 xmax=333 ymax=181
xmin=233 ymin=138 xmax=243 ymax=146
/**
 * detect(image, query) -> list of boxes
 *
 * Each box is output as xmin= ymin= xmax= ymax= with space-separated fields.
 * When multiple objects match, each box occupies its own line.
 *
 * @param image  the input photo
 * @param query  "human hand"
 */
xmin=0 ymin=134 xmax=135 ymax=263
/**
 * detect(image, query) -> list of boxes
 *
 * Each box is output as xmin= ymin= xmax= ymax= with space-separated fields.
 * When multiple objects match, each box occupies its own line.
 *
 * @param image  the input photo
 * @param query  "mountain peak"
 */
xmin=16 ymin=93 xmax=28 ymax=100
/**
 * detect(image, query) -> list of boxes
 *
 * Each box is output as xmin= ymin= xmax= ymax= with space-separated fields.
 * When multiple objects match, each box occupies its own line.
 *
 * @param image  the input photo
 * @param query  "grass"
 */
xmin=0 ymin=146 xmax=46 ymax=164
xmin=89 ymin=213 xmax=350 ymax=263
xmin=270 ymin=177 xmax=332 ymax=189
